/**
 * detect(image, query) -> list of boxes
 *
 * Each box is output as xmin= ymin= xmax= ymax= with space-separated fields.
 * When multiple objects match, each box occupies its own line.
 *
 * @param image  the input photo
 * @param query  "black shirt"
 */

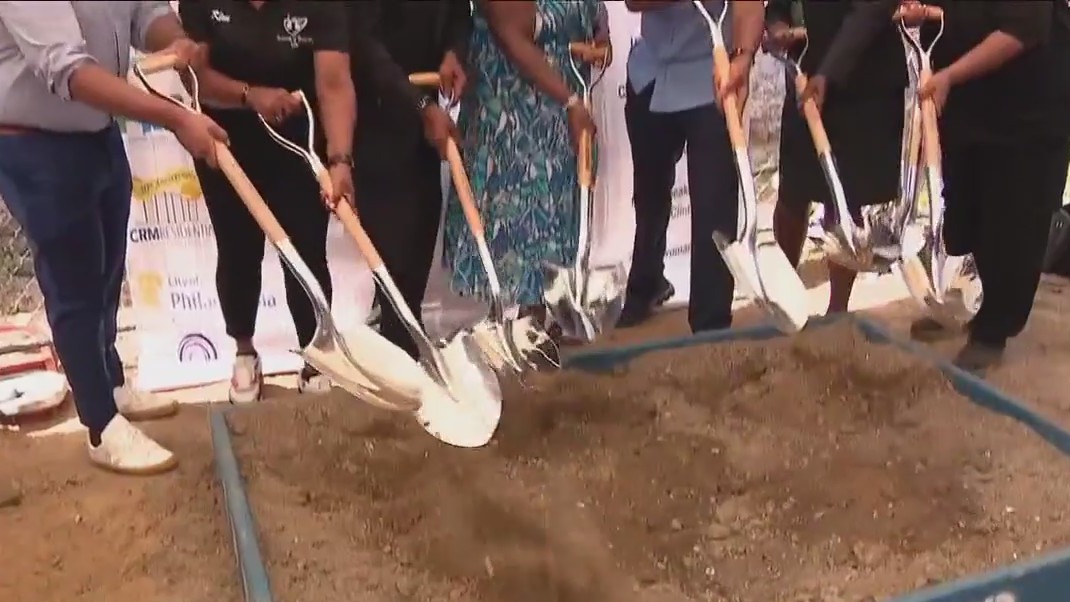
xmin=767 ymin=0 xmax=907 ymax=98
xmin=178 ymin=0 xmax=347 ymax=122
xmin=924 ymin=0 xmax=1070 ymax=144
xmin=348 ymin=1 xmax=472 ymax=112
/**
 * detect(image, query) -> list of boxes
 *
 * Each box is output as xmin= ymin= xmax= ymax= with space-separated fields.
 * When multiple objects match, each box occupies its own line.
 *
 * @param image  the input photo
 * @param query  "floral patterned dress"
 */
xmin=443 ymin=0 xmax=599 ymax=307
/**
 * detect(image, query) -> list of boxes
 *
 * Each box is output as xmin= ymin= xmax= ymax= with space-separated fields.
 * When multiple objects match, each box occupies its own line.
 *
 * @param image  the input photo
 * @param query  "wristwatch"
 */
xmin=327 ymin=153 xmax=354 ymax=168
xmin=416 ymin=93 xmax=434 ymax=112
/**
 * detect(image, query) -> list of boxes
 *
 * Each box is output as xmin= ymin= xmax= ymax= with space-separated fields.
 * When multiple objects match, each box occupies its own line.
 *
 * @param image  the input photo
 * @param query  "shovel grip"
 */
xmin=409 ymin=72 xmax=441 ymax=88
xmin=783 ymin=27 xmax=807 ymax=43
xmin=917 ymin=68 xmax=942 ymax=171
xmin=711 ymin=45 xmax=747 ymax=150
xmin=137 ymin=52 xmax=178 ymax=75
xmin=446 ymin=140 xmax=486 ymax=238
xmin=569 ymin=42 xmax=609 ymax=65
xmin=793 ymin=73 xmax=830 ymax=154
xmin=215 ymin=143 xmax=292 ymax=245
xmin=893 ymin=3 xmax=943 ymax=24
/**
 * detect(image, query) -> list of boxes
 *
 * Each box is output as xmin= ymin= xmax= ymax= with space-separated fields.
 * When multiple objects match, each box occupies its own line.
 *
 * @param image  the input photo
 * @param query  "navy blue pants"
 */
xmin=0 ymin=125 xmax=130 ymax=437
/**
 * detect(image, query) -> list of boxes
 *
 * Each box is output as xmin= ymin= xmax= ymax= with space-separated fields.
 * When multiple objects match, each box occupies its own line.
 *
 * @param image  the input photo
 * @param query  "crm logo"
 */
xmin=131 ymin=169 xmax=202 ymax=204
xmin=177 ymin=333 xmax=218 ymax=363
xmin=134 ymin=271 xmax=164 ymax=308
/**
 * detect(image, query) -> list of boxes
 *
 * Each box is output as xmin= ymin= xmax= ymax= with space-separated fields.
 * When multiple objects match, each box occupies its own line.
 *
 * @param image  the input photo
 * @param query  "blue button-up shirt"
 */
xmin=627 ymin=0 xmax=729 ymax=113
xmin=0 ymin=1 xmax=172 ymax=132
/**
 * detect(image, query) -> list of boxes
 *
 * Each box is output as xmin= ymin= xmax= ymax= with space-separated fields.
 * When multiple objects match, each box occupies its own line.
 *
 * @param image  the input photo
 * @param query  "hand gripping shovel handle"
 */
xmin=710 ymin=46 xmax=747 ymax=157
xmin=568 ymin=42 xmax=609 ymax=67
xmin=137 ymin=51 xmax=180 ymax=76
xmin=893 ymin=3 xmax=944 ymax=26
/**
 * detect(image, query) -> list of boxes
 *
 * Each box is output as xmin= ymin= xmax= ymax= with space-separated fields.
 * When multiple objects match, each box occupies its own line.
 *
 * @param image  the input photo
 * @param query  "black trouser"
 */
xmin=942 ymin=136 xmax=1070 ymax=345
xmin=195 ymin=115 xmax=331 ymax=350
xmin=355 ymin=101 xmax=443 ymax=359
xmin=624 ymin=82 xmax=739 ymax=332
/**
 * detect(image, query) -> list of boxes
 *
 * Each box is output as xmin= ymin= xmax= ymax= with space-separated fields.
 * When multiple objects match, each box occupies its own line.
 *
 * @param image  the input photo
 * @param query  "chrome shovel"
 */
xmin=895 ymin=4 xmax=981 ymax=326
xmin=260 ymin=90 xmax=502 ymax=448
xmin=541 ymin=41 xmax=627 ymax=343
xmin=133 ymin=54 xmax=421 ymax=413
xmin=695 ymin=1 xmax=810 ymax=333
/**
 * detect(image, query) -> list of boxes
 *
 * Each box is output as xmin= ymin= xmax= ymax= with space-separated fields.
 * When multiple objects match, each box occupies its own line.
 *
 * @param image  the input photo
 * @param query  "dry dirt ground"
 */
xmin=229 ymin=321 xmax=1070 ymax=602
xmin=0 ymin=406 xmax=240 ymax=602
xmin=4 ymin=270 xmax=1070 ymax=602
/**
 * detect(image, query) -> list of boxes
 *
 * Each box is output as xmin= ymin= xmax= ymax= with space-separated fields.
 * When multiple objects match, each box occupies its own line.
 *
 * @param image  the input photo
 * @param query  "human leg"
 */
xmin=196 ymin=152 xmax=267 ymax=403
xmin=684 ymin=102 xmax=738 ymax=333
xmin=956 ymin=137 xmax=1070 ymax=371
xmin=356 ymin=148 xmax=443 ymax=359
xmin=618 ymin=82 xmax=685 ymax=327
xmin=774 ymin=90 xmax=820 ymax=269
xmin=0 ymin=129 xmax=173 ymax=473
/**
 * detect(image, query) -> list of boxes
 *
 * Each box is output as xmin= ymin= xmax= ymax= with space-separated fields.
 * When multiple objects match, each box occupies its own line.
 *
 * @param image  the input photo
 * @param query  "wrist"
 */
xmin=240 ymin=83 xmax=252 ymax=107
xmin=326 ymin=153 xmax=354 ymax=169
xmin=159 ymin=102 xmax=189 ymax=131
xmin=564 ymin=94 xmax=581 ymax=110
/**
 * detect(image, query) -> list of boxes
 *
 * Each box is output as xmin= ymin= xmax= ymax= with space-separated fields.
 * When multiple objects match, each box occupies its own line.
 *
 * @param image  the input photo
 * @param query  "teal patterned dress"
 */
xmin=443 ymin=0 xmax=599 ymax=307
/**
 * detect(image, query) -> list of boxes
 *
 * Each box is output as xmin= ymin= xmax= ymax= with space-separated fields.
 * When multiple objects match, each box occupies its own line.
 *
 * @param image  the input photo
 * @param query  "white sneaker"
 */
xmin=298 ymin=367 xmax=332 ymax=395
xmin=87 ymin=414 xmax=177 ymax=475
xmin=229 ymin=354 xmax=263 ymax=404
xmin=115 ymin=385 xmax=179 ymax=421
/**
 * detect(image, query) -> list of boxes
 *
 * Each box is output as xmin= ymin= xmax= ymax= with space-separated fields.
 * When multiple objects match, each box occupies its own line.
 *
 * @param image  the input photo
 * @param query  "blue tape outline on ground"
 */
xmin=208 ymin=314 xmax=1070 ymax=602
xmin=566 ymin=314 xmax=1070 ymax=602
xmin=210 ymin=409 xmax=275 ymax=602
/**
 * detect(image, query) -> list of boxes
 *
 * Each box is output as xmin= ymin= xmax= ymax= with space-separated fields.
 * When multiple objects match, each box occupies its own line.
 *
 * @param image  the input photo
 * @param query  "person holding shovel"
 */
xmin=907 ymin=0 xmax=1070 ymax=371
xmin=178 ymin=0 xmax=356 ymax=402
xmin=616 ymin=0 xmax=765 ymax=333
xmin=0 ymin=1 xmax=226 ymax=474
xmin=765 ymin=0 xmax=906 ymax=315
xmin=344 ymin=0 xmax=470 ymax=360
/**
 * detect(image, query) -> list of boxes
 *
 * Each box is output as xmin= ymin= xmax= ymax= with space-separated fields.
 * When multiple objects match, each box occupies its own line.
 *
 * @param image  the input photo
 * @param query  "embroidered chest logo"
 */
xmin=210 ymin=9 xmax=230 ymax=23
xmin=279 ymin=14 xmax=311 ymax=48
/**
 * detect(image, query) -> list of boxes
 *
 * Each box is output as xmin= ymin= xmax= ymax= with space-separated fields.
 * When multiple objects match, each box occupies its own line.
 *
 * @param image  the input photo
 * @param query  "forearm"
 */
xmin=196 ymin=64 xmax=250 ymax=109
xmin=731 ymin=0 xmax=765 ymax=53
xmin=142 ymin=13 xmax=187 ymax=53
xmin=943 ymin=31 xmax=1027 ymax=86
xmin=316 ymin=71 xmax=356 ymax=157
xmin=625 ymin=1 xmax=674 ymax=12
xmin=69 ymin=62 xmax=186 ymax=128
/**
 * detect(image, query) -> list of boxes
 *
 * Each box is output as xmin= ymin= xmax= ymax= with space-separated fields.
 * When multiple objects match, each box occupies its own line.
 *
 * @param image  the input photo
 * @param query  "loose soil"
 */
xmin=0 ymin=406 xmax=240 ymax=602
xmin=230 ymin=321 xmax=1070 ymax=602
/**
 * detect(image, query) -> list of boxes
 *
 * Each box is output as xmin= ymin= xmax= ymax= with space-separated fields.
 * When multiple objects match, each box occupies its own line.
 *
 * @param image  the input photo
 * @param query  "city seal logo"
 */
xmin=177 ymin=333 xmax=218 ymax=363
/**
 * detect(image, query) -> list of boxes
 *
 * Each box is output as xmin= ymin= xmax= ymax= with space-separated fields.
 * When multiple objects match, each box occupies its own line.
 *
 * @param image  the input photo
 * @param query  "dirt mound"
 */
xmin=231 ymin=322 xmax=1070 ymax=602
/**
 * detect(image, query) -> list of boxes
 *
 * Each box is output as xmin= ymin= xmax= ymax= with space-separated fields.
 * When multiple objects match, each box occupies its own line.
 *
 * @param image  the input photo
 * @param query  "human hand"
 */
xmin=715 ymin=54 xmax=752 ymax=112
xmin=245 ymin=87 xmax=302 ymax=124
xmin=566 ymin=101 xmax=597 ymax=152
xmin=762 ymin=27 xmax=802 ymax=55
xmin=324 ymin=163 xmax=354 ymax=209
xmin=162 ymin=37 xmax=202 ymax=70
xmin=173 ymin=112 xmax=228 ymax=168
xmin=420 ymin=103 xmax=458 ymax=158
xmin=438 ymin=51 xmax=467 ymax=107
xmin=799 ymin=74 xmax=827 ymax=113
xmin=918 ymin=69 xmax=951 ymax=116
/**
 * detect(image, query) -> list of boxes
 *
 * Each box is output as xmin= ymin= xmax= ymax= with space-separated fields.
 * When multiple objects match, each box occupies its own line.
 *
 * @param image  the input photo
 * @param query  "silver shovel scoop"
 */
xmin=695 ymin=1 xmax=810 ymax=333
xmin=259 ymin=90 xmax=502 ymax=447
xmin=895 ymin=4 xmax=980 ymax=327
xmin=541 ymin=42 xmax=627 ymax=343
xmin=444 ymin=139 xmax=560 ymax=373
xmin=133 ymin=54 xmax=422 ymax=413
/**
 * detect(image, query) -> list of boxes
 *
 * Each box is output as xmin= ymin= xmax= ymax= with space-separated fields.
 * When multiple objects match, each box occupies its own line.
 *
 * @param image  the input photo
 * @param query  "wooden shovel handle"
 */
xmin=311 ymin=167 xmax=385 ymax=271
xmin=917 ymin=68 xmax=942 ymax=172
xmin=710 ymin=45 xmax=747 ymax=152
xmin=793 ymin=73 xmax=830 ymax=154
xmin=445 ymin=139 xmax=487 ymax=238
xmin=783 ymin=27 xmax=807 ymax=43
xmin=578 ymin=129 xmax=593 ymax=188
xmin=137 ymin=52 xmax=178 ymax=75
xmin=409 ymin=72 xmax=441 ymax=88
xmin=214 ymin=144 xmax=293 ymax=244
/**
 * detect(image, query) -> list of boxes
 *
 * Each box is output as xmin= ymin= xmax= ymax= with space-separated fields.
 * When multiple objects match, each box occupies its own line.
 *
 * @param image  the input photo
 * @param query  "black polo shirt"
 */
xmin=178 ymin=0 xmax=347 ymax=122
xmin=924 ymin=0 xmax=1070 ymax=145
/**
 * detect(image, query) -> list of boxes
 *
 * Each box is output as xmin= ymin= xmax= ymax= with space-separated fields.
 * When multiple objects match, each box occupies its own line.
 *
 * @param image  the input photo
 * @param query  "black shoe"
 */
xmin=616 ymin=280 xmax=675 ymax=328
xmin=909 ymin=317 xmax=966 ymax=343
xmin=952 ymin=339 xmax=1004 ymax=374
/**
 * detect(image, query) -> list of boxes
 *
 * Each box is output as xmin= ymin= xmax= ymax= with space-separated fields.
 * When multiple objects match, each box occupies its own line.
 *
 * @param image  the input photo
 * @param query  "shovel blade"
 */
xmin=415 ymin=334 xmax=502 ymax=448
xmin=301 ymin=329 xmax=422 ymax=412
xmin=581 ymin=263 xmax=627 ymax=333
xmin=716 ymin=234 xmax=809 ymax=333
xmin=898 ymin=253 xmax=979 ymax=329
